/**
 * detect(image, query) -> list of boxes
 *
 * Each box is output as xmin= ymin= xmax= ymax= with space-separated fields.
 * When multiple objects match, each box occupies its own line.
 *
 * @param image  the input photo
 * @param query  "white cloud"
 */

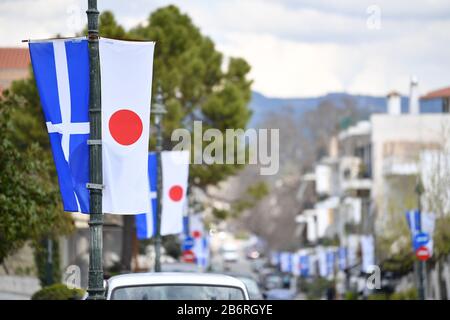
xmin=1 ymin=0 xmax=449 ymax=97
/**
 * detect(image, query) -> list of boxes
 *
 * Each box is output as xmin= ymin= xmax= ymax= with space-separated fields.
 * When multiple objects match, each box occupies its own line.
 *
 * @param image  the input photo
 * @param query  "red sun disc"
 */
xmin=109 ymin=109 xmax=143 ymax=146
xmin=169 ymin=185 xmax=183 ymax=201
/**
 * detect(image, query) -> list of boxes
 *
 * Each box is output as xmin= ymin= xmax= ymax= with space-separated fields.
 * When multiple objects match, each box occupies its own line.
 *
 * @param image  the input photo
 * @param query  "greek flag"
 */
xmin=280 ymin=252 xmax=292 ymax=273
xmin=326 ymin=249 xmax=335 ymax=276
xmin=135 ymin=153 xmax=158 ymax=239
xmin=338 ymin=247 xmax=347 ymax=271
xmin=300 ymin=255 xmax=309 ymax=277
xmin=405 ymin=209 xmax=421 ymax=235
xmin=29 ymin=38 xmax=90 ymax=213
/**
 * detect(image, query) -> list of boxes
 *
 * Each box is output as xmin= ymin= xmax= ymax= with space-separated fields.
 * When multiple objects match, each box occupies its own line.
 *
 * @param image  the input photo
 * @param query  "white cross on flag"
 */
xmin=160 ymin=150 xmax=190 ymax=235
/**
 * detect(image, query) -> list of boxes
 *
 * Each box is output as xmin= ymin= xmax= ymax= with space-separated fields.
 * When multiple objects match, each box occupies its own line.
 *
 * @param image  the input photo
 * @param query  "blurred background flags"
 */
xmin=421 ymin=212 xmax=436 ymax=256
xmin=28 ymin=38 xmax=90 ymax=213
xmin=292 ymin=253 xmax=301 ymax=276
xmin=361 ymin=235 xmax=375 ymax=273
xmin=405 ymin=210 xmax=436 ymax=256
xmin=189 ymin=213 xmax=210 ymax=270
xmin=182 ymin=215 xmax=190 ymax=237
xmin=405 ymin=209 xmax=421 ymax=235
xmin=326 ymin=248 xmax=336 ymax=277
xmin=338 ymin=247 xmax=347 ymax=271
xmin=160 ymin=151 xmax=189 ymax=235
xmin=280 ymin=252 xmax=292 ymax=273
xmin=270 ymin=251 xmax=280 ymax=267
xmin=300 ymin=254 xmax=310 ymax=277
xmin=135 ymin=153 xmax=158 ymax=239
xmin=318 ymin=247 xmax=327 ymax=277
xmin=347 ymin=235 xmax=359 ymax=268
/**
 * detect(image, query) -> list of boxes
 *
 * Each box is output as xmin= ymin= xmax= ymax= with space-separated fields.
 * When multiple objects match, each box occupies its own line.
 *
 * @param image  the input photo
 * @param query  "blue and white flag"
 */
xmin=189 ymin=214 xmax=209 ymax=270
xmin=280 ymin=252 xmax=292 ymax=273
xmin=405 ymin=209 xmax=421 ymax=236
xmin=292 ymin=254 xmax=301 ymax=276
xmin=338 ymin=247 xmax=347 ymax=271
xmin=326 ymin=249 xmax=336 ymax=276
xmin=135 ymin=153 xmax=158 ymax=239
xmin=29 ymin=38 xmax=90 ymax=213
xmin=300 ymin=255 xmax=309 ymax=277
xmin=406 ymin=210 xmax=436 ymax=256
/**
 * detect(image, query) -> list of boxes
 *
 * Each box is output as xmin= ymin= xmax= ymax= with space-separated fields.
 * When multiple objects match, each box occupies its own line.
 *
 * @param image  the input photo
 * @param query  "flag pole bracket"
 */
xmin=86 ymin=183 xmax=104 ymax=190
xmin=87 ymin=139 xmax=102 ymax=145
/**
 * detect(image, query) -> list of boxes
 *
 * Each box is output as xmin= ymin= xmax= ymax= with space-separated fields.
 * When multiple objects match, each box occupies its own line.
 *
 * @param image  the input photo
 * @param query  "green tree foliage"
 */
xmin=0 ymin=92 xmax=73 ymax=266
xmin=128 ymin=6 xmax=252 ymax=187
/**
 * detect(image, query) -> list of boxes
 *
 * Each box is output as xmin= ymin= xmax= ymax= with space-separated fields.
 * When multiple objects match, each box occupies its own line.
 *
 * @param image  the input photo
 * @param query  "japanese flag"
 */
xmin=190 ymin=214 xmax=209 ymax=269
xmin=100 ymin=38 xmax=155 ymax=214
xmin=160 ymin=150 xmax=190 ymax=235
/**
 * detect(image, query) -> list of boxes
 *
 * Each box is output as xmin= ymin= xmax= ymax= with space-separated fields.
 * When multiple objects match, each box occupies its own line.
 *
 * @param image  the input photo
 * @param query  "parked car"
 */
xmin=105 ymin=272 xmax=250 ymax=300
xmin=264 ymin=288 xmax=296 ymax=300
xmin=221 ymin=243 xmax=239 ymax=263
xmin=261 ymin=272 xmax=284 ymax=291
xmin=245 ymin=248 xmax=261 ymax=260
xmin=222 ymin=272 xmax=264 ymax=300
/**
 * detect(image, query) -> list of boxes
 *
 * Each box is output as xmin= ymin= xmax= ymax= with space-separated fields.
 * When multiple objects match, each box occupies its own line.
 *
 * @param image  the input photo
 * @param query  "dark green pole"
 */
xmin=416 ymin=180 xmax=426 ymax=300
xmin=153 ymin=86 xmax=166 ymax=272
xmin=86 ymin=0 xmax=105 ymax=299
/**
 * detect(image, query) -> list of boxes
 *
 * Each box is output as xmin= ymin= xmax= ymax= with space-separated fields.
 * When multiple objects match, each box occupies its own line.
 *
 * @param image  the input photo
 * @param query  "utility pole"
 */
xmin=45 ymin=237 xmax=53 ymax=286
xmin=416 ymin=179 xmax=426 ymax=300
xmin=153 ymin=86 xmax=167 ymax=272
xmin=86 ymin=0 xmax=105 ymax=299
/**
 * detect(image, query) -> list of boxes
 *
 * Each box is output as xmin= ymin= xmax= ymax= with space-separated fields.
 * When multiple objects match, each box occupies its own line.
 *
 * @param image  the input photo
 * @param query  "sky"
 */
xmin=1 ymin=0 xmax=450 ymax=98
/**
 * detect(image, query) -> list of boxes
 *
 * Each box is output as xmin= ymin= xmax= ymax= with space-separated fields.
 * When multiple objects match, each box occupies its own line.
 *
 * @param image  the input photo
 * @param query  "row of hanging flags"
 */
xmin=29 ymin=38 xmax=191 ymax=236
xmin=180 ymin=214 xmax=210 ymax=269
xmin=405 ymin=210 xmax=436 ymax=259
xmin=270 ymin=235 xmax=375 ymax=278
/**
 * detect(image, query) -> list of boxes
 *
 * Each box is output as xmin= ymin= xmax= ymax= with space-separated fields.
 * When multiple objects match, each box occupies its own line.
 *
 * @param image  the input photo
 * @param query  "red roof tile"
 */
xmin=421 ymin=86 xmax=450 ymax=100
xmin=0 ymin=48 xmax=30 ymax=69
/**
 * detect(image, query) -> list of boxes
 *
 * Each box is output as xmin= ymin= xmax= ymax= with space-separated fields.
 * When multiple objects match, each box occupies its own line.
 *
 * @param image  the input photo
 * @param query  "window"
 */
xmin=111 ymin=284 xmax=245 ymax=300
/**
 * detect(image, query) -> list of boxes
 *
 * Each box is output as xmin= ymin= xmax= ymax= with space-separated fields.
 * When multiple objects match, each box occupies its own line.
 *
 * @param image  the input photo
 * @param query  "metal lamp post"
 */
xmin=86 ymin=0 xmax=105 ymax=299
xmin=415 ymin=179 xmax=426 ymax=300
xmin=153 ymin=86 xmax=166 ymax=272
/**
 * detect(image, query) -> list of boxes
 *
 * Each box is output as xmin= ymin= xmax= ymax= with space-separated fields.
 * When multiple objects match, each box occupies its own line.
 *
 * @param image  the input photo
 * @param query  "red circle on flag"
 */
xmin=192 ymin=230 xmax=202 ymax=239
xmin=109 ymin=109 xmax=143 ymax=146
xmin=169 ymin=185 xmax=183 ymax=201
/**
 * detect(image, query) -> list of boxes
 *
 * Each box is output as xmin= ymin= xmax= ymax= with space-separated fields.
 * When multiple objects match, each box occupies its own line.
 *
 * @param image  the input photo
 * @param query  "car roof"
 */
xmin=221 ymin=272 xmax=257 ymax=281
xmin=108 ymin=272 xmax=248 ymax=290
xmin=160 ymin=263 xmax=200 ymax=272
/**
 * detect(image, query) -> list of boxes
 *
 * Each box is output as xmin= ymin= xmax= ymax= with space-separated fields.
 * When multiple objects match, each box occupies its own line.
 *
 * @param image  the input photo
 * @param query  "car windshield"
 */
xmin=111 ymin=284 xmax=245 ymax=300
xmin=238 ymin=277 xmax=261 ymax=298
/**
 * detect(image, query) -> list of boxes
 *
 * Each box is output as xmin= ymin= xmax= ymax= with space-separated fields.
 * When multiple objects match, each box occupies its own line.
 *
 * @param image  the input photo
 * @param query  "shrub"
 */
xmin=367 ymin=293 xmax=389 ymax=300
xmin=344 ymin=291 xmax=358 ymax=300
xmin=390 ymin=288 xmax=418 ymax=300
xmin=31 ymin=283 xmax=85 ymax=300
